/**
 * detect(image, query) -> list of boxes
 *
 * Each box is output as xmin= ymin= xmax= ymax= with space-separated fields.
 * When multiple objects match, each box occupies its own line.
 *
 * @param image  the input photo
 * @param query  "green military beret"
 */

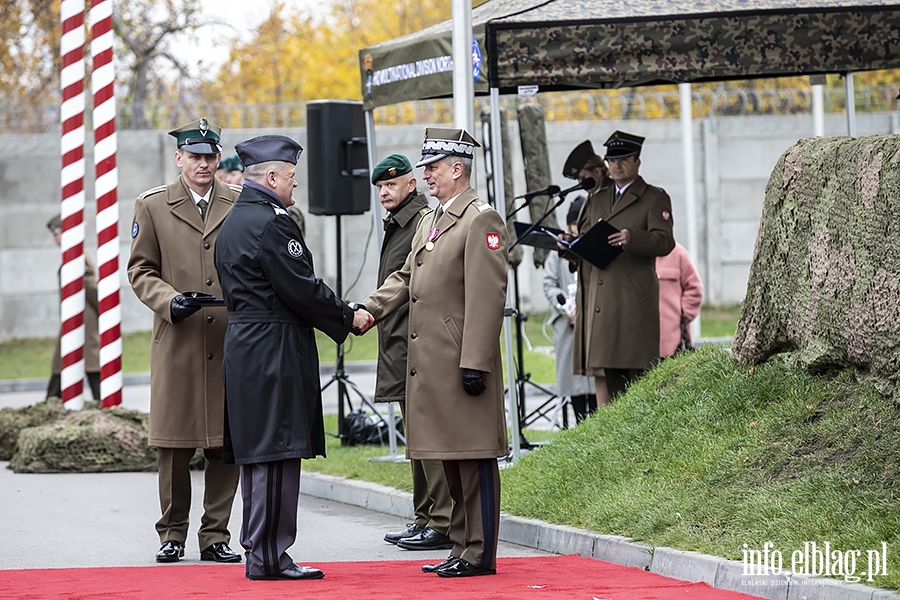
xmin=371 ymin=153 xmax=412 ymax=184
xmin=218 ymin=155 xmax=244 ymax=173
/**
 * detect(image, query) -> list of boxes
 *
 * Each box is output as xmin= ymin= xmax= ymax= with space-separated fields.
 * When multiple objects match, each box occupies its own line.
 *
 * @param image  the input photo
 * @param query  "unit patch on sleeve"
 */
xmin=131 ymin=222 xmax=139 ymax=238
xmin=486 ymin=232 xmax=501 ymax=250
xmin=661 ymin=209 xmax=671 ymax=222
xmin=287 ymin=239 xmax=303 ymax=257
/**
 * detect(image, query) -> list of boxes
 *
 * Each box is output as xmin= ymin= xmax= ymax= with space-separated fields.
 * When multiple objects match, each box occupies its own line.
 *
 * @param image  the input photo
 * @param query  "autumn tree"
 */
xmin=0 ymin=0 xmax=61 ymax=132
xmin=112 ymin=0 xmax=208 ymax=129
xmin=203 ymin=0 xmax=450 ymax=115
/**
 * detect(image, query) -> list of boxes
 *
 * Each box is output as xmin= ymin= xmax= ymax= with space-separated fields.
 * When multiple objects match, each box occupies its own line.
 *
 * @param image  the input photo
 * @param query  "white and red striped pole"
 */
xmin=60 ymin=0 xmax=87 ymax=410
xmin=91 ymin=0 xmax=122 ymax=408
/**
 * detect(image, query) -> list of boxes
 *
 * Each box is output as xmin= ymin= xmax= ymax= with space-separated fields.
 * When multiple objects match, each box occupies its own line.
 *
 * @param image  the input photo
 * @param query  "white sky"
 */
xmin=179 ymin=0 xmax=322 ymax=77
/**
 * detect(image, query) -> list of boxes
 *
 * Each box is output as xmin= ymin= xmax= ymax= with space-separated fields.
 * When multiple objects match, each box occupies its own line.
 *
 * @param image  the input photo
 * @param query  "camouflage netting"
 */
xmin=9 ymin=405 xmax=157 ymax=473
xmin=732 ymin=135 xmax=900 ymax=397
xmin=0 ymin=397 xmax=66 ymax=460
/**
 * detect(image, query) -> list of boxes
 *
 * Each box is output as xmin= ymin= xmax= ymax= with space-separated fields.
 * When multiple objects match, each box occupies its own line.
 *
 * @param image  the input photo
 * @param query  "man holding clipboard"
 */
xmin=559 ymin=132 xmax=675 ymax=406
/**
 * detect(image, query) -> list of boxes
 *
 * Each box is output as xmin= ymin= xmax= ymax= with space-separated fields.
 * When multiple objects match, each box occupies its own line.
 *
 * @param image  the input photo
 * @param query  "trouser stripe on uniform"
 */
xmin=262 ymin=461 xmax=284 ymax=575
xmin=477 ymin=459 xmax=497 ymax=569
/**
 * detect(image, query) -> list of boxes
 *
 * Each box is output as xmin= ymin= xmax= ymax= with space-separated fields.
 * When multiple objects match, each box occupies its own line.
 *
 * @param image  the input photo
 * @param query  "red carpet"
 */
xmin=0 ymin=554 xmax=763 ymax=599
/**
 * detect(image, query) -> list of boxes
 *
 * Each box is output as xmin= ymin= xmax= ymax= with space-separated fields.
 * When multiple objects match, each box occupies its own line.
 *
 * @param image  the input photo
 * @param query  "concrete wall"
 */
xmin=1 ymin=112 xmax=897 ymax=341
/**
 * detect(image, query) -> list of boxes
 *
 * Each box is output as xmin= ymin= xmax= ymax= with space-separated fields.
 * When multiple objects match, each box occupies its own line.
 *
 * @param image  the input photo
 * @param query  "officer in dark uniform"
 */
xmin=214 ymin=134 xmax=373 ymax=581
xmin=369 ymin=154 xmax=453 ymax=551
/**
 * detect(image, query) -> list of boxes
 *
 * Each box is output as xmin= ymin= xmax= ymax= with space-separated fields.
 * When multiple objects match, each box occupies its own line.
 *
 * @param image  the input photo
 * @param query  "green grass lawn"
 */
xmin=0 ymin=305 xmax=741 ymax=382
xmin=312 ymin=346 xmax=900 ymax=591
xmin=502 ymin=346 xmax=900 ymax=591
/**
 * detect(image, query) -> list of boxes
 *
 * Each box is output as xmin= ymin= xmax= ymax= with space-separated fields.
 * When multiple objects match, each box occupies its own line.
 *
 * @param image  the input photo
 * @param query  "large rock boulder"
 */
xmin=732 ymin=135 xmax=900 ymax=397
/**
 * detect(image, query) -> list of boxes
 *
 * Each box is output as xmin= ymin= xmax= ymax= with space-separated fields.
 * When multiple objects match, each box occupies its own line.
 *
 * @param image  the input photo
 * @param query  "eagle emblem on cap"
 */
xmin=388 ymin=167 xmax=397 ymax=177
xmin=199 ymin=118 xmax=209 ymax=136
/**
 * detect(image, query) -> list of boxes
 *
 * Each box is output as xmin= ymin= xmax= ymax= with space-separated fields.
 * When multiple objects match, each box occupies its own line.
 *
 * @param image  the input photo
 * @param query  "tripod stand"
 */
xmin=508 ymin=189 xmax=586 ymax=439
xmin=319 ymin=214 xmax=399 ymax=446
xmin=508 ymin=264 xmax=562 ymax=448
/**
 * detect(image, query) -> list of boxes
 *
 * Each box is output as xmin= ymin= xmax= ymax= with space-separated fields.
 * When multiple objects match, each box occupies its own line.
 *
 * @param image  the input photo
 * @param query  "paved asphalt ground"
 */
xmin=2 ymin=369 xmax=899 ymax=600
xmin=0 ymin=365 xmax=555 ymax=571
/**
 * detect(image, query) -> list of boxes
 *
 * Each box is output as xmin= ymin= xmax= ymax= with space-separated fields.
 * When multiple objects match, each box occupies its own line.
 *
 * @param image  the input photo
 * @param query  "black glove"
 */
xmin=462 ymin=368 xmax=487 ymax=396
xmin=171 ymin=294 xmax=202 ymax=323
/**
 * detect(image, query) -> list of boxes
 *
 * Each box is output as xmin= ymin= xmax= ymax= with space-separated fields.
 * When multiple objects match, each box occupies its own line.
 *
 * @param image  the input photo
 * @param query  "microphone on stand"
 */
xmin=509 ymin=184 xmax=563 ymax=219
xmin=509 ymin=177 xmax=598 ymax=250
xmin=556 ymin=177 xmax=595 ymax=197
xmin=514 ymin=184 xmax=561 ymax=200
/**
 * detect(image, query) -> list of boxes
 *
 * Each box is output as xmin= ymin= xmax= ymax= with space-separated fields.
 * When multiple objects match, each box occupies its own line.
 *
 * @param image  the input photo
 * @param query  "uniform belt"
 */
xmin=227 ymin=310 xmax=304 ymax=325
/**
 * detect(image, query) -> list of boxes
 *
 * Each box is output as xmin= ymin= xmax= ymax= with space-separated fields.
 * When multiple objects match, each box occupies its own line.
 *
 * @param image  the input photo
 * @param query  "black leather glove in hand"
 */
xmin=170 ymin=294 xmax=202 ymax=323
xmin=462 ymin=368 xmax=487 ymax=396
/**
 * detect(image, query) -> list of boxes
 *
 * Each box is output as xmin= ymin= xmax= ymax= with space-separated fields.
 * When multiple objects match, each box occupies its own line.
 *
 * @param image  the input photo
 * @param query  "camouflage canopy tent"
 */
xmin=359 ymin=0 xmax=900 ymax=109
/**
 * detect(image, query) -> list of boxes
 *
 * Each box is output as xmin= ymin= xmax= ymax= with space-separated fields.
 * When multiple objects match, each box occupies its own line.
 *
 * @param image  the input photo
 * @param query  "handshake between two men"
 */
xmin=346 ymin=302 xmax=487 ymax=397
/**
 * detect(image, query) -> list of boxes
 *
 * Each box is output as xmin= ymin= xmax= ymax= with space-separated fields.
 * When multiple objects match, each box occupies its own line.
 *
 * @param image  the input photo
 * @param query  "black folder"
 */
xmin=513 ymin=221 xmax=566 ymax=250
xmin=555 ymin=219 xmax=623 ymax=270
xmin=180 ymin=291 xmax=226 ymax=307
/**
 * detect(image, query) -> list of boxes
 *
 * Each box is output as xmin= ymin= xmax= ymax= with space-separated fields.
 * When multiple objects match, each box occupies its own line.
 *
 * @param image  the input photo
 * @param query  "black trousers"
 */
xmin=605 ymin=368 xmax=645 ymax=399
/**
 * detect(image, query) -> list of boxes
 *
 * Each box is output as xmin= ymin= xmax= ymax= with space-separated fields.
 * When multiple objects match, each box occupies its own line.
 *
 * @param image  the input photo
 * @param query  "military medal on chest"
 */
xmin=426 ymin=226 xmax=439 ymax=252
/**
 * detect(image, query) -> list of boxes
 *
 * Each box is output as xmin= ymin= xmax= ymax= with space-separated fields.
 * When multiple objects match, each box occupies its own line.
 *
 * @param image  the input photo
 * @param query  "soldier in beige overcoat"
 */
xmin=368 ymin=154 xmax=453 ymax=552
xmin=127 ymin=118 xmax=242 ymax=565
xmin=46 ymin=214 xmax=100 ymax=400
xmin=362 ymin=128 xmax=508 ymax=578
xmin=561 ymin=131 xmax=675 ymax=406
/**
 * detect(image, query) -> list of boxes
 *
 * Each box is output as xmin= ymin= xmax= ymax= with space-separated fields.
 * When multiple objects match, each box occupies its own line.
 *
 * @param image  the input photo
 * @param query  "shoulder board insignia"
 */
xmin=475 ymin=202 xmax=493 ymax=213
xmin=654 ymin=185 xmax=667 ymax=193
xmin=228 ymin=184 xmax=243 ymax=193
xmin=271 ymin=204 xmax=288 ymax=216
xmin=418 ymin=207 xmax=430 ymax=217
xmin=138 ymin=185 xmax=166 ymax=200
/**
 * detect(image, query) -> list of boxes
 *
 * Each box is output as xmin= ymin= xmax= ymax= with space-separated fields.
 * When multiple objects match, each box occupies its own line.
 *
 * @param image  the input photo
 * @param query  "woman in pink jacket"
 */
xmin=656 ymin=242 xmax=703 ymax=357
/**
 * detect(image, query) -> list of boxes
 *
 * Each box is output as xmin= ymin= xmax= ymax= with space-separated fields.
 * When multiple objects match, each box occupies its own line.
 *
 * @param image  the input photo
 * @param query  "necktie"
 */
xmin=198 ymin=199 xmax=208 ymax=221
xmin=612 ymin=189 xmax=622 ymax=209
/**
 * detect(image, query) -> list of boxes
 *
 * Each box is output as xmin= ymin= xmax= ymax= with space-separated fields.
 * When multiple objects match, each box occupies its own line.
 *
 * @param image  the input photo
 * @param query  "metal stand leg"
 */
xmin=324 ymin=214 xmax=403 ymax=449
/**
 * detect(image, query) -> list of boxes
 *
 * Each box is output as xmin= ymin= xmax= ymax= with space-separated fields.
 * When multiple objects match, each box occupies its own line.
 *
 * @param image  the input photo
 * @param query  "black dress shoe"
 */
xmin=422 ymin=555 xmax=459 ymax=573
xmin=248 ymin=563 xmax=324 ymax=581
xmin=155 ymin=540 xmax=184 ymax=563
xmin=436 ymin=558 xmax=496 ymax=577
xmin=397 ymin=527 xmax=454 ymax=551
xmin=384 ymin=523 xmax=425 ymax=544
xmin=200 ymin=541 xmax=242 ymax=563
